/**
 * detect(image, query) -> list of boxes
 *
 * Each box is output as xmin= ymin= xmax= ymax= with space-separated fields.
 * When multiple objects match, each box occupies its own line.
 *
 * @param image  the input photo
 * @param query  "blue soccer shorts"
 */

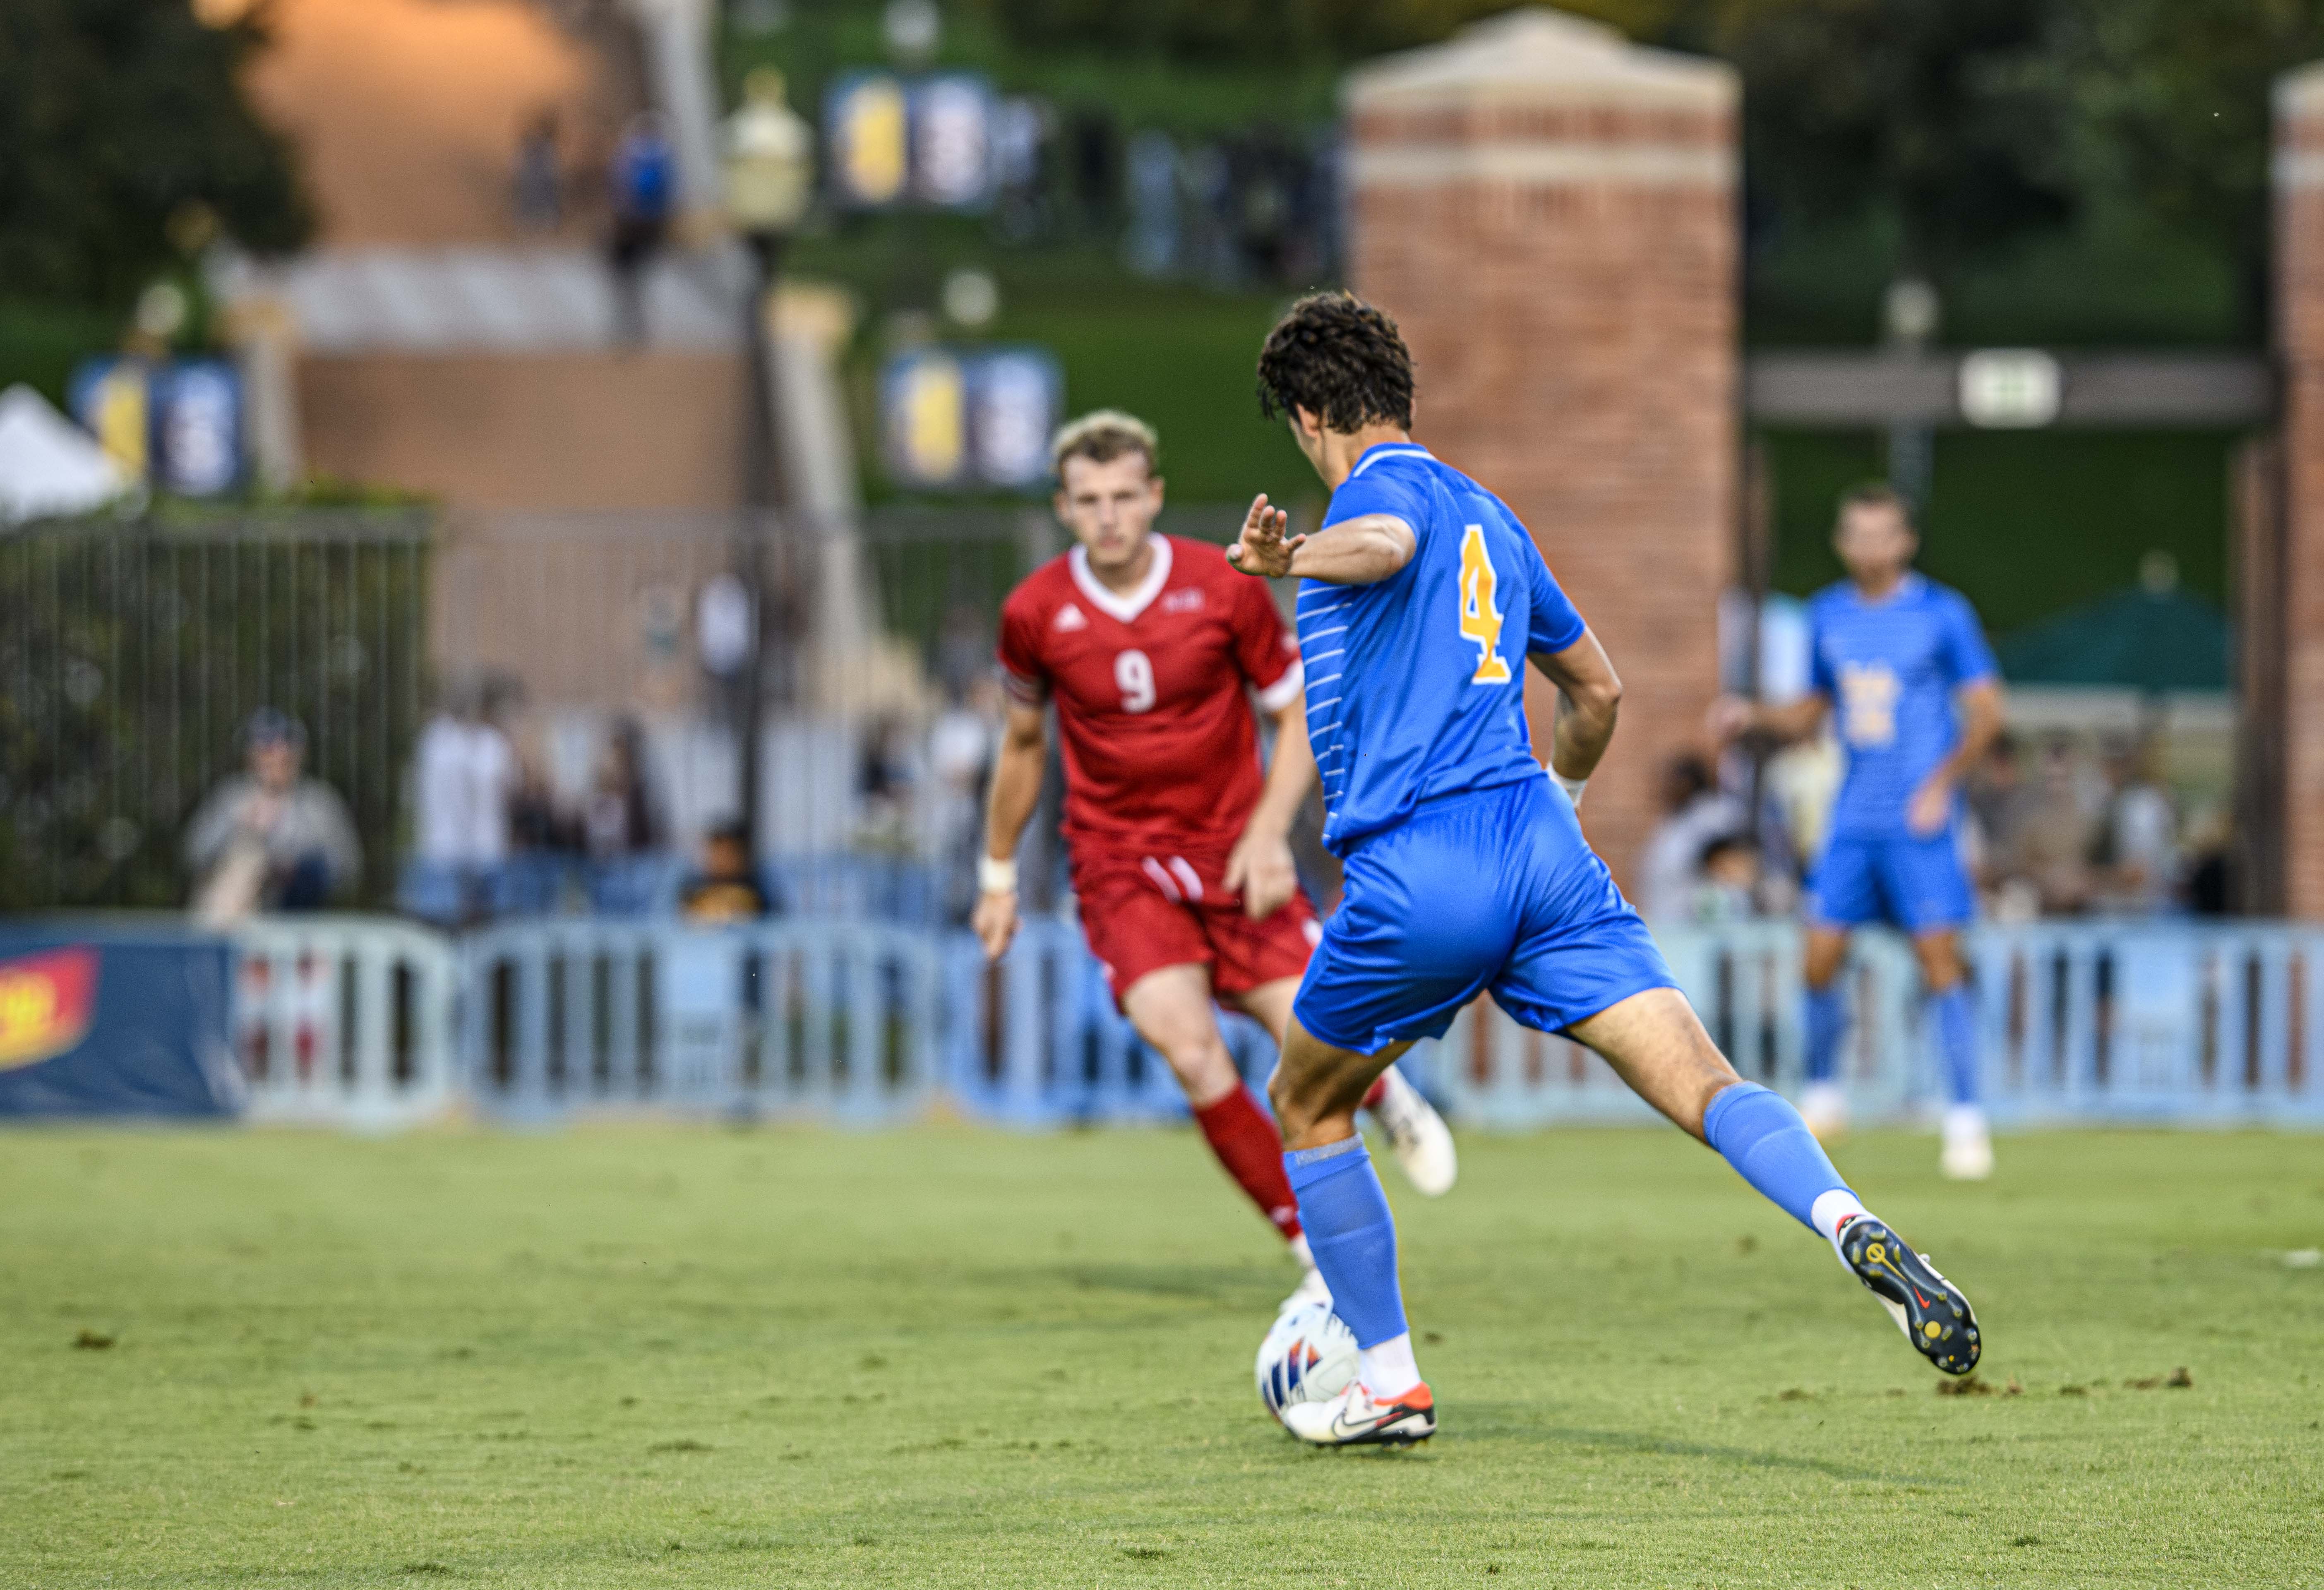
xmin=1806 ymin=826 xmax=1974 ymax=935
xmin=1292 ymin=776 xmax=1677 ymax=1056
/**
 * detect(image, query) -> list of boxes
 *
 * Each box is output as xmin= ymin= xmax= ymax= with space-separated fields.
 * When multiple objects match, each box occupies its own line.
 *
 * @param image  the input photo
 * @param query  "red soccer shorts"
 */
xmin=1071 ymin=848 xmax=1320 ymax=1007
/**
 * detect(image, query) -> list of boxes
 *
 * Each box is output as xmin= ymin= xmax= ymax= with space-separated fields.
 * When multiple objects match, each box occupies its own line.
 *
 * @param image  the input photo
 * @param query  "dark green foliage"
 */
xmin=0 ymin=0 xmax=311 ymax=308
xmin=1717 ymin=0 xmax=2074 ymax=268
xmin=0 ymin=515 xmax=429 ymax=910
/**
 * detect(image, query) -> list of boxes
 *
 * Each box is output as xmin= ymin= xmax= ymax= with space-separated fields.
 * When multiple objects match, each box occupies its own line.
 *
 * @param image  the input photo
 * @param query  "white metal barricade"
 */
xmin=1971 ymin=922 xmax=2324 ymax=1123
xmin=1432 ymin=922 xmax=1913 ymax=1127
xmin=230 ymin=915 xmax=460 ymax=1128
xmin=462 ymin=917 xmax=943 ymax=1118
xmin=1440 ymin=920 xmax=2324 ymax=1128
xmin=210 ymin=913 xmax=2324 ymax=1131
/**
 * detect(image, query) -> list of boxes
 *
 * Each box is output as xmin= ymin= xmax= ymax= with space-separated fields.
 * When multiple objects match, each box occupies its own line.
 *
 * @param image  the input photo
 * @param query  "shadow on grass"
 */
xmin=1451 ymin=1409 xmax=1952 ymax=1487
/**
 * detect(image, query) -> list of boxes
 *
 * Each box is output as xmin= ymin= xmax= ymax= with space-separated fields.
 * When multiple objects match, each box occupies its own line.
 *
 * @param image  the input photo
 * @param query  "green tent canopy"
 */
xmin=1993 ymin=586 xmax=2231 ymax=693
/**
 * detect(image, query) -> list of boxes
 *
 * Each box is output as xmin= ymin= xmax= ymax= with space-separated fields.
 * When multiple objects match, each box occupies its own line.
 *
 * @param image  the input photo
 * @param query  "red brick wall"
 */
xmin=301 ymin=352 xmax=748 ymax=513
xmin=2274 ymin=71 xmax=2324 ymax=917
xmin=1345 ymin=18 xmax=1739 ymax=893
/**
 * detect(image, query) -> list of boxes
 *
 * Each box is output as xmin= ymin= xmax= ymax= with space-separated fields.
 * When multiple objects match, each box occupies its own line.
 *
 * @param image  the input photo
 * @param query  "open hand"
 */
xmin=1224 ymin=827 xmax=1299 ymax=920
xmin=1906 ymin=774 xmax=1953 ymax=837
xmin=971 ymin=887 xmax=1021 ymax=960
xmin=1706 ymin=695 xmax=1756 ymax=744
xmin=1226 ymin=494 xmax=1304 ymax=579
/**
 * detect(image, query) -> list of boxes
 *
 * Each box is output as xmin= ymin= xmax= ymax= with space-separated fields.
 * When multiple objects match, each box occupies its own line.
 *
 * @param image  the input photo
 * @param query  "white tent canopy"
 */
xmin=0 ymin=383 xmax=130 ymax=526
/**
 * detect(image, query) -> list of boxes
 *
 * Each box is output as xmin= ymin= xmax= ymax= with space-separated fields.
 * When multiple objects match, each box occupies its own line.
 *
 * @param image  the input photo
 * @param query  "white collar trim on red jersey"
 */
xmin=1067 ymin=535 xmax=1174 ymax=624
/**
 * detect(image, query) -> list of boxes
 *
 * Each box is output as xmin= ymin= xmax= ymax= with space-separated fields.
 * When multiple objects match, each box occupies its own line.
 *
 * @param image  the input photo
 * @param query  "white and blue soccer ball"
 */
xmin=1255 ymin=1300 xmax=1359 ymax=1424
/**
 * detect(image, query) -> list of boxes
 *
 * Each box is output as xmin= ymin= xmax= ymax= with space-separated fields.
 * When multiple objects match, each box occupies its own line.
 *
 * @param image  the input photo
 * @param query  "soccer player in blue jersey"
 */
xmin=1716 ymin=485 xmax=2005 ymax=1179
xmin=1225 ymin=293 xmax=1981 ymax=1447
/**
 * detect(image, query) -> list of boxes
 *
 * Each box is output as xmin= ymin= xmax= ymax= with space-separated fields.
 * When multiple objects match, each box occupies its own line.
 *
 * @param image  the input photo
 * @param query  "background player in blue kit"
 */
xmin=1716 ymin=485 xmax=2006 ymax=1180
xmin=1228 ymin=293 xmax=1983 ymax=1448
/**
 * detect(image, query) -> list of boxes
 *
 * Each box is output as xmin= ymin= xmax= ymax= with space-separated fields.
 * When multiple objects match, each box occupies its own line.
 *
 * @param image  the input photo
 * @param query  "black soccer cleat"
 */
xmin=1839 ymin=1216 xmax=1982 ymax=1376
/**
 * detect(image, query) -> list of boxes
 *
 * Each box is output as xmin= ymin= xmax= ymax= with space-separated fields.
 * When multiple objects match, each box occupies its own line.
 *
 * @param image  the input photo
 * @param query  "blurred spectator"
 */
xmin=514 ymin=110 xmax=563 ymax=231
xmin=607 ymin=113 xmax=675 ymax=343
xmin=1637 ymin=753 xmax=1745 ymax=923
xmin=928 ymin=678 xmax=1000 ymax=922
xmin=2003 ymin=735 xmax=2101 ymax=915
xmin=411 ymin=677 xmax=517 ymax=922
xmin=2098 ymin=732 xmax=2180 ymax=913
xmin=1069 ymin=108 xmax=1116 ymax=234
xmin=857 ymin=715 xmax=919 ymax=853
xmin=186 ymin=709 xmax=362 ymax=923
xmin=2184 ymin=805 xmax=2235 ymax=916
xmin=1124 ymin=129 xmax=1179 ymax=277
xmin=993 ymin=95 xmax=1052 ymax=243
xmin=1692 ymin=832 xmax=1764 ymax=923
xmin=1964 ymin=730 xmax=2038 ymax=919
xmin=678 ymin=819 xmax=772 ymax=925
xmin=583 ymin=717 xmax=662 ymax=860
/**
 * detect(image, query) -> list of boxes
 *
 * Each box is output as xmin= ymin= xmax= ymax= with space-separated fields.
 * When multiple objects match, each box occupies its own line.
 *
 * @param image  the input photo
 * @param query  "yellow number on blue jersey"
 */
xmin=1458 ymin=525 xmax=1513 ymax=684
xmin=1837 ymin=661 xmax=1901 ymax=748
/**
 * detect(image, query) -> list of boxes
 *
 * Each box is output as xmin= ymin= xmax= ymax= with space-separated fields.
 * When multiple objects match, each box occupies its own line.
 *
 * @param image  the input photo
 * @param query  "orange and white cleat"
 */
xmin=1280 ymin=1379 xmax=1437 ymax=1448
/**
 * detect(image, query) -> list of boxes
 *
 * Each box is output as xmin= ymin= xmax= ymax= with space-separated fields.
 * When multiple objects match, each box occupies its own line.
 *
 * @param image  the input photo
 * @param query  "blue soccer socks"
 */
xmin=1930 ymin=984 xmax=1980 ymax=1106
xmin=1805 ymin=984 xmax=1847 ymax=1085
xmin=1284 ymin=1136 xmax=1407 ymax=1350
xmin=1702 ymin=1081 xmax=1853 ymax=1234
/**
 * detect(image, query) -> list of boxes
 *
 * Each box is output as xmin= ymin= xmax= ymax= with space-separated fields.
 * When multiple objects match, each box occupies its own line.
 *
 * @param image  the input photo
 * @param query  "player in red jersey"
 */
xmin=973 ymin=411 xmax=1455 ymax=1307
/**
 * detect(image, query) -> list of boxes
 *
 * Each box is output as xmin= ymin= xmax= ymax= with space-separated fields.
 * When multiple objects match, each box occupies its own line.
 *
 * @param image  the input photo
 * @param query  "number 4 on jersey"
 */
xmin=1458 ymin=525 xmax=1513 ymax=684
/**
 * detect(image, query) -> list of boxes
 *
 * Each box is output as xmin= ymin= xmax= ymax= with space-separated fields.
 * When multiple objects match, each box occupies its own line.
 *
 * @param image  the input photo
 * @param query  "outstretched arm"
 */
xmin=1224 ymin=692 xmax=1316 ymax=919
xmin=1709 ymin=690 xmax=1831 ymax=748
xmin=1529 ymin=628 xmax=1623 ymax=798
xmin=1227 ymin=494 xmax=1414 ymax=586
xmin=971 ymin=699 xmax=1049 ymax=959
xmin=1904 ymin=678 xmax=2003 ymax=836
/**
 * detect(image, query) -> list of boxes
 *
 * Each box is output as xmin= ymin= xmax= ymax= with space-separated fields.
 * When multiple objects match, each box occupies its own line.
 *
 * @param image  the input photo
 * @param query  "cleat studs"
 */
xmin=1923 ymin=1322 xmax=1941 ymax=1339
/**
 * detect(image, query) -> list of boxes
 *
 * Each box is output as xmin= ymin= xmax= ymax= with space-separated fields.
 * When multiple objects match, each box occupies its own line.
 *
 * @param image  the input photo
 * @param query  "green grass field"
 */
xmin=5 ymin=1124 xmax=2321 ymax=1588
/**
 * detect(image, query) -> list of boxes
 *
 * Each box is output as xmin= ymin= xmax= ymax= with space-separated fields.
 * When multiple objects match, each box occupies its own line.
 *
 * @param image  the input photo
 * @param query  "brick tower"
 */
xmin=2272 ymin=64 xmax=2324 ymax=917
xmin=1343 ymin=8 xmax=1739 ymax=890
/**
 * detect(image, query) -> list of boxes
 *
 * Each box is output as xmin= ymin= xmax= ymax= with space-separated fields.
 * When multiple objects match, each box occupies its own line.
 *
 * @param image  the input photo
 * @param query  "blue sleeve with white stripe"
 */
xmin=1320 ymin=467 xmax=1432 ymax=536
xmin=1517 ymin=533 xmax=1585 ymax=657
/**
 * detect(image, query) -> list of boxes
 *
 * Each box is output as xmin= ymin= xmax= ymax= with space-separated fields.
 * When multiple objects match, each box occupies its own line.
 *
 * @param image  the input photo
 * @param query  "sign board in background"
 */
xmin=69 ymin=357 xmax=245 ymax=495
xmin=0 ymin=930 xmax=241 ymax=1117
xmin=881 ymin=345 xmax=1061 ymax=493
xmin=826 ymin=70 xmax=996 ymax=211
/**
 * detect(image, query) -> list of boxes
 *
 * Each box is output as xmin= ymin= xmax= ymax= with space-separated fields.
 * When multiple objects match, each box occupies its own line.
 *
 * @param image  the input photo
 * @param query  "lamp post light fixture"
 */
xmin=722 ymin=68 xmax=815 ymax=862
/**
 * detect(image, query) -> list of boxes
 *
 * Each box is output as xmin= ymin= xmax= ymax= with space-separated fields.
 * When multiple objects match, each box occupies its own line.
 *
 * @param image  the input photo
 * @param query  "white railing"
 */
xmin=1437 ymin=921 xmax=2324 ymax=1127
xmin=217 ymin=914 xmax=2324 ymax=1130
xmin=230 ymin=915 xmax=459 ymax=1128
xmin=460 ymin=917 xmax=944 ymax=1118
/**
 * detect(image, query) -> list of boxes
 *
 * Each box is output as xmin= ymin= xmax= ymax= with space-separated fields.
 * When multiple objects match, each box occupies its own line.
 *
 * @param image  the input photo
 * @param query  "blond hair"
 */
xmin=1049 ymin=409 xmax=1159 ymax=478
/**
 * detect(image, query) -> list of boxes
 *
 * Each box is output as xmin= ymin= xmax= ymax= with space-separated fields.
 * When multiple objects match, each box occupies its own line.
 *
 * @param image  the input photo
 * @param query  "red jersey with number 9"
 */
xmin=997 ymin=534 xmax=1304 ymax=857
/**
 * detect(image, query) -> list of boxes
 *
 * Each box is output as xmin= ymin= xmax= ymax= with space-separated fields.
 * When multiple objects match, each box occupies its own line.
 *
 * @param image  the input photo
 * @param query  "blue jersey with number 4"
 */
xmin=1298 ymin=444 xmax=1585 ymax=856
xmin=1809 ymin=574 xmax=1997 ymax=838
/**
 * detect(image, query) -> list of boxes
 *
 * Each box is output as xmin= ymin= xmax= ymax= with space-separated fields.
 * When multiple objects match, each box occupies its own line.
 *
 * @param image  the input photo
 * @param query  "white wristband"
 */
xmin=978 ymin=855 xmax=1019 ymax=894
xmin=1551 ymin=771 xmax=1587 ymax=808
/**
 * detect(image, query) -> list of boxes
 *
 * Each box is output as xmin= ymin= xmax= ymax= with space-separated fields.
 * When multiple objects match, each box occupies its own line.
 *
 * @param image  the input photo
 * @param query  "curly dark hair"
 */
xmin=1255 ymin=291 xmax=1415 ymax=432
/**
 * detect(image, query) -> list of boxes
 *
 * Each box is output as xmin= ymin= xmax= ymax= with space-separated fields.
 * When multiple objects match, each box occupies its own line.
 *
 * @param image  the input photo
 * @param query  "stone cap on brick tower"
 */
xmin=1344 ymin=7 xmax=1736 ymax=190
xmin=2276 ymin=58 xmax=2324 ymax=120
xmin=1345 ymin=7 xmax=1735 ymax=115
xmin=2276 ymin=60 xmax=2324 ymax=187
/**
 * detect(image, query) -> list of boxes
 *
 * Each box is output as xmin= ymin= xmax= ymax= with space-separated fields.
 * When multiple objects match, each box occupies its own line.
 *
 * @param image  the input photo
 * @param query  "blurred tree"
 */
xmin=0 ymin=0 xmax=310 ymax=310
xmin=2036 ymin=0 xmax=2324 ymax=338
xmin=977 ymin=0 xmax=1680 ymax=65
xmin=1709 ymin=0 xmax=2073 ymax=274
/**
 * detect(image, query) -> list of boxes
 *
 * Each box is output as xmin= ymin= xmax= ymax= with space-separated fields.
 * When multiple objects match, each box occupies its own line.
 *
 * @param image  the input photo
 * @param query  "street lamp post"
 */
xmin=721 ymin=68 xmax=814 ymax=862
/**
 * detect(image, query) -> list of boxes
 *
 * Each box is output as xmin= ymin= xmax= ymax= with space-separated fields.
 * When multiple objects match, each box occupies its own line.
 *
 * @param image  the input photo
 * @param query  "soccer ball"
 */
xmin=1254 ymin=1300 xmax=1358 ymax=1424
